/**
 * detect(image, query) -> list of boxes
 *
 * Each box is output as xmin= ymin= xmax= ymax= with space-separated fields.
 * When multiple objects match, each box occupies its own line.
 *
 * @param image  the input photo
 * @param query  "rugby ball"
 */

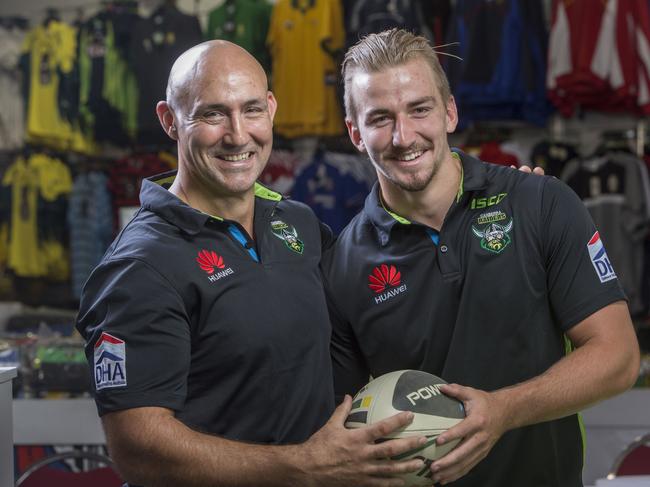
xmin=345 ymin=370 xmax=465 ymax=486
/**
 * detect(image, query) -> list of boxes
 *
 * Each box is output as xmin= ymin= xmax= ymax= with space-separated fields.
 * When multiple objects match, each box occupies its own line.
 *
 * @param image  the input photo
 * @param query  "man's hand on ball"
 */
xmin=427 ymin=384 xmax=508 ymax=485
xmin=303 ymin=395 xmax=428 ymax=486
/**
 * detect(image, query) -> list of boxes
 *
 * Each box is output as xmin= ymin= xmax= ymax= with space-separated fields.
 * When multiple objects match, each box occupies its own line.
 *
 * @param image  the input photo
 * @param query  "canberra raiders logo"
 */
xmin=271 ymin=220 xmax=304 ymax=254
xmin=472 ymin=218 xmax=513 ymax=254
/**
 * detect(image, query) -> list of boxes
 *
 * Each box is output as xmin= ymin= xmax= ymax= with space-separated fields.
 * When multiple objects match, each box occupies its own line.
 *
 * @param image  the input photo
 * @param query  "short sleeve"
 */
xmin=76 ymin=257 xmax=191 ymax=416
xmin=541 ymin=177 xmax=626 ymax=331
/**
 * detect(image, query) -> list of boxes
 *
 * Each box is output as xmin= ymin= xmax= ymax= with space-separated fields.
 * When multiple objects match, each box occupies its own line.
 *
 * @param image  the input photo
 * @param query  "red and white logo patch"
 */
xmin=368 ymin=264 xmax=401 ymax=293
xmin=94 ymin=332 xmax=126 ymax=390
xmin=196 ymin=249 xmax=234 ymax=283
xmin=587 ymin=231 xmax=616 ymax=283
xmin=368 ymin=264 xmax=407 ymax=304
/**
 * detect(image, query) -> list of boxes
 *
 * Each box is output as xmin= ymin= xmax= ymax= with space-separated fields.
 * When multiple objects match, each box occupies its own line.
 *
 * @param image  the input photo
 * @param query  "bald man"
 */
xmin=76 ymin=41 xmax=426 ymax=487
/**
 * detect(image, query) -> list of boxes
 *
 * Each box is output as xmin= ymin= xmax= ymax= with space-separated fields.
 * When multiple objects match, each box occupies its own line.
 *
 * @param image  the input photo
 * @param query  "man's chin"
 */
xmin=388 ymin=173 xmax=433 ymax=193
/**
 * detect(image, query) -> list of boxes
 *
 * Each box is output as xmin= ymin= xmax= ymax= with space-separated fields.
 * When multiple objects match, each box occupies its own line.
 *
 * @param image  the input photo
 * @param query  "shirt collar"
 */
xmin=364 ymin=149 xmax=489 ymax=243
xmin=140 ymin=170 xmax=283 ymax=236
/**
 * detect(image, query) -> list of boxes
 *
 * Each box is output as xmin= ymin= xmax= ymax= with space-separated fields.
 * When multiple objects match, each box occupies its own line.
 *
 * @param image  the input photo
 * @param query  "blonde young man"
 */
xmin=322 ymin=29 xmax=640 ymax=486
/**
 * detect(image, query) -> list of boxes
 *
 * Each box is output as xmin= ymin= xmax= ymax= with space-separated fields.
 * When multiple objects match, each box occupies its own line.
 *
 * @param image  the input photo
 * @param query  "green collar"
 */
xmin=150 ymin=171 xmax=282 ymax=222
xmin=254 ymin=182 xmax=282 ymax=201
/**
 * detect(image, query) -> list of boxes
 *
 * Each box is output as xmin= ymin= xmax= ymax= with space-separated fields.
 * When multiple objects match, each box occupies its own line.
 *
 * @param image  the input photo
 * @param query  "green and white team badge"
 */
xmin=271 ymin=220 xmax=304 ymax=254
xmin=472 ymin=211 xmax=513 ymax=254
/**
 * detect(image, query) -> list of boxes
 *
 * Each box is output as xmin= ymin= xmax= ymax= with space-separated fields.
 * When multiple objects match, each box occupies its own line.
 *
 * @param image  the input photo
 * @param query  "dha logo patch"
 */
xmin=196 ymin=249 xmax=234 ymax=283
xmin=587 ymin=231 xmax=616 ymax=283
xmin=368 ymin=264 xmax=407 ymax=304
xmin=94 ymin=332 xmax=126 ymax=390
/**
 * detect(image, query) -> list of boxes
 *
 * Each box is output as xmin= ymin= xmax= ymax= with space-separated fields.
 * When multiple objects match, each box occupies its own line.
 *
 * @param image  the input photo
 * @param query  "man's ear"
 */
xmin=267 ymin=91 xmax=278 ymax=122
xmin=445 ymin=95 xmax=458 ymax=134
xmin=156 ymin=101 xmax=178 ymax=140
xmin=346 ymin=118 xmax=366 ymax=153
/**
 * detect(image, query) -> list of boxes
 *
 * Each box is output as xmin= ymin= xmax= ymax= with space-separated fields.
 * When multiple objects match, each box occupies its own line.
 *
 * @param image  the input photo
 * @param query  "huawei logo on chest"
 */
xmin=368 ymin=264 xmax=407 ymax=304
xmin=196 ymin=250 xmax=234 ymax=283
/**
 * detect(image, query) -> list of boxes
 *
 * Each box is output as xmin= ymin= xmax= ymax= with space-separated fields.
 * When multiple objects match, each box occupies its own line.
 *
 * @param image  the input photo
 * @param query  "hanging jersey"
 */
xmin=0 ymin=25 xmax=26 ymax=150
xmin=205 ymin=0 xmax=272 ymax=71
xmin=530 ymin=140 xmax=580 ymax=178
xmin=109 ymin=153 xmax=173 ymax=232
xmin=562 ymin=152 xmax=650 ymax=315
xmin=3 ymin=153 xmax=72 ymax=279
xmin=291 ymin=154 xmax=369 ymax=234
xmin=446 ymin=0 xmax=549 ymax=127
xmin=349 ymin=0 xmax=425 ymax=39
xmin=21 ymin=21 xmax=77 ymax=148
xmin=267 ymin=0 xmax=345 ymax=137
xmin=129 ymin=5 xmax=202 ymax=145
xmin=68 ymin=171 xmax=113 ymax=298
xmin=3 ymin=156 xmax=41 ymax=277
xmin=547 ymin=0 xmax=650 ymax=115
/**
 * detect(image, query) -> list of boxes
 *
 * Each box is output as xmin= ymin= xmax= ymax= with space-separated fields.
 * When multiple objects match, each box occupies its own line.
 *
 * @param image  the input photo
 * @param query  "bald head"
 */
xmin=166 ymin=40 xmax=268 ymax=114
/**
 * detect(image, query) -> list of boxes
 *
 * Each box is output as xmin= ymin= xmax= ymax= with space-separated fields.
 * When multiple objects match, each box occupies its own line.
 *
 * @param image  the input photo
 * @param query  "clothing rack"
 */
xmin=550 ymin=114 xmax=648 ymax=158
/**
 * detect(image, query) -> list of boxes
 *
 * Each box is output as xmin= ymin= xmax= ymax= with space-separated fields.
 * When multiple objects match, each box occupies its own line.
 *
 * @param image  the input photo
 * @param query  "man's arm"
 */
xmin=427 ymin=175 xmax=640 ymax=484
xmin=103 ymin=397 xmax=428 ymax=487
xmin=428 ymin=301 xmax=639 ymax=484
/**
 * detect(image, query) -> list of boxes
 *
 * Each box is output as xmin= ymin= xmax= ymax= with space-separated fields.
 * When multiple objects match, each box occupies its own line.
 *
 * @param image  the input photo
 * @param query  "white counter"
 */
xmin=13 ymin=398 xmax=105 ymax=445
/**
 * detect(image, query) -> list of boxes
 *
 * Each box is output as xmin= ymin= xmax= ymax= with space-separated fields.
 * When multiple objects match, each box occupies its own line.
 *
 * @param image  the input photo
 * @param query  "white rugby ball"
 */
xmin=345 ymin=370 xmax=465 ymax=486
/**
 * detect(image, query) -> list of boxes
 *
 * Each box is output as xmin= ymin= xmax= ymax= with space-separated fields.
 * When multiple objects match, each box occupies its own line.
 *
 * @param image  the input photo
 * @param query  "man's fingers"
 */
xmin=439 ymin=383 xmax=471 ymax=402
xmin=431 ymin=437 xmax=485 ymax=484
xmin=364 ymin=457 xmax=426 ymax=476
xmin=329 ymin=395 xmax=353 ymax=426
xmin=365 ymin=411 xmax=414 ymax=441
xmin=532 ymin=166 xmax=545 ymax=175
xmin=371 ymin=434 xmax=428 ymax=459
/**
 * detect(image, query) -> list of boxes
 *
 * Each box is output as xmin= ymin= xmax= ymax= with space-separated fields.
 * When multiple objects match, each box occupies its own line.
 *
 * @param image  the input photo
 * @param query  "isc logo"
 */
xmin=470 ymin=192 xmax=507 ymax=209
xmin=587 ymin=232 xmax=616 ymax=283
xmin=406 ymin=384 xmax=443 ymax=405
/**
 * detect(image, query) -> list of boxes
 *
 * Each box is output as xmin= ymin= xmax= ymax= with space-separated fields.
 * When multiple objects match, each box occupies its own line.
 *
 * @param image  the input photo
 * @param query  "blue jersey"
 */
xmin=445 ymin=0 xmax=550 ymax=127
xmin=291 ymin=153 xmax=369 ymax=235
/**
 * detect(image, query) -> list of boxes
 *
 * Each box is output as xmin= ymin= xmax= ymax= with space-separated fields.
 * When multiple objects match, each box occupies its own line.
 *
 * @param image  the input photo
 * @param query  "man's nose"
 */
xmin=223 ymin=114 xmax=248 ymax=146
xmin=392 ymin=114 xmax=416 ymax=148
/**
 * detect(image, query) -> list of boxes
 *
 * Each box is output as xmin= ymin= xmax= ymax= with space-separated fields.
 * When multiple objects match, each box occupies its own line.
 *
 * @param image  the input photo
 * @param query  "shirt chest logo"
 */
xmin=271 ymin=220 xmax=304 ymax=254
xmin=196 ymin=249 xmax=235 ymax=283
xmin=472 ymin=211 xmax=513 ymax=254
xmin=368 ymin=264 xmax=408 ymax=304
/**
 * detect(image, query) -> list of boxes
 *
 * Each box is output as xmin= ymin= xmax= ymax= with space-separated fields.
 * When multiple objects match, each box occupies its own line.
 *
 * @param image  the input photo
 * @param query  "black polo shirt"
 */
xmin=321 ymin=150 xmax=626 ymax=487
xmin=77 ymin=172 xmax=334 ymax=444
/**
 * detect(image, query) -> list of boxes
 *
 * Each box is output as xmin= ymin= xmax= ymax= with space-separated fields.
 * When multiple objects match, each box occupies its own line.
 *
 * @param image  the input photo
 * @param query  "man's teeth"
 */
xmin=221 ymin=152 xmax=252 ymax=162
xmin=400 ymin=150 xmax=424 ymax=161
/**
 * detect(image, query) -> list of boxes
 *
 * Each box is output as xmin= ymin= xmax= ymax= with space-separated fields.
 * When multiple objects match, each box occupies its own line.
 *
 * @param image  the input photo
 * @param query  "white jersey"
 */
xmin=0 ymin=25 xmax=25 ymax=150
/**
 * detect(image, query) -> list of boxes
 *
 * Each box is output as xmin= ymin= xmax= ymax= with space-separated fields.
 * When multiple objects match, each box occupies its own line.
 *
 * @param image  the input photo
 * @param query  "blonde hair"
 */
xmin=342 ymin=29 xmax=451 ymax=122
